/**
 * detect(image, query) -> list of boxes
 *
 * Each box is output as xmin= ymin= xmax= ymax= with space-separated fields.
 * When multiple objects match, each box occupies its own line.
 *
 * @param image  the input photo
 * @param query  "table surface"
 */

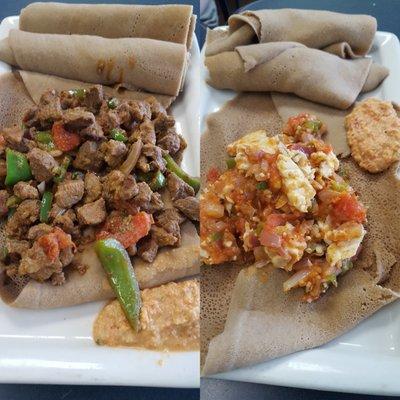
xmin=0 ymin=2 xmax=199 ymax=399
xmin=203 ymin=0 xmax=400 ymax=398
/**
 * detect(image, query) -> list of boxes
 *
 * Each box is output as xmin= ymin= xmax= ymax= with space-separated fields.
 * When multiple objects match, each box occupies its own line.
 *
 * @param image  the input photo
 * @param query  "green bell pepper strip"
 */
xmin=69 ymin=88 xmax=87 ymax=100
xmin=6 ymin=195 xmax=21 ymax=209
xmin=149 ymin=171 xmax=166 ymax=191
xmin=110 ymin=128 xmax=128 ymax=143
xmin=256 ymin=181 xmax=268 ymax=191
xmin=226 ymin=157 xmax=236 ymax=169
xmin=35 ymin=131 xmax=53 ymax=144
xmin=5 ymin=148 xmax=32 ymax=186
xmin=163 ymin=153 xmax=200 ymax=193
xmin=95 ymin=239 xmax=142 ymax=332
xmin=40 ymin=191 xmax=53 ymax=223
xmin=53 ymin=156 xmax=71 ymax=183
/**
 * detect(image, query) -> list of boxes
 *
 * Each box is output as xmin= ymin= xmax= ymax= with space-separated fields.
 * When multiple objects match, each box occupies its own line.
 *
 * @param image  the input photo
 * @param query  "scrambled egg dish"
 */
xmin=200 ymin=113 xmax=366 ymax=302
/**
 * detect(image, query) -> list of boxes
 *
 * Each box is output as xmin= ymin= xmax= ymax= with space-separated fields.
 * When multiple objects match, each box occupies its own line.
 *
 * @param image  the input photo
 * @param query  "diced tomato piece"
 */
xmin=37 ymin=233 xmax=60 ymax=262
xmin=284 ymin=113 xmax=310 ymax=136
xmin=97 ymin=211 xmax=152 ymax=249
xmin=331 ymin=193 xmax=366 ymax=224
xmin=206 ymin=167 xmax=220 ymax=183
xmin=52 ymin=122 xmax=81 ymax=152
xmin=265 ymin=213 xmax=300 ymax=228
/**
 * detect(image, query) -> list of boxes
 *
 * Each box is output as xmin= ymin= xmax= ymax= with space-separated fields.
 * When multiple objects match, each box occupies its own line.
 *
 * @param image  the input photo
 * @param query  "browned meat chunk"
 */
xmin=84 ymin=172 xmax=102 ymax=203
xmin=0 ymin=159 xmax=6 ymax=179
xmin=53 ymin=209 xmax=78 ymax=235
xmin=102 ymin=170 xmax=138 ymax=205
xmin=83 ymin=85 xmax=104 ymax=112
xmin=137 ymin=236 xmax=159 ymax=263
xmin=80 ymin=121 xmax=104 ymax=140
xmin=151 ymin=225 xmax=178 ymax=247
xmin=146 ymin=96 xmax=167 ymax=118
xmin=136 ymin=155 xmax=150 ymax=173
xmin=96 ymin=103 xmax=120 ymax=134
xmin=51 ymin=272 xmax=66 ymax=285
xmin=13 ymin=181 xmax=39 ymax=200
xmin=100 ymin=140 xmax=127 ymax=168
xmin=27 ymin=148 xmax=58 ymax=182
xmin=116 ymin=100 xmax=151 ymax=127
xmin=55 ymin=179 xmax=84 ymax=208
xmin=154 ymin=208 xmax=184 ymax=246
xmin=6 ymin=239 xmax=30 ymax=257
xmin=131 ymin=118 xmax=156 ymax=145
xmin=23 ymin=107 xmax=39 ymax=128
xmin=157 ymin=130 xmax=181 ymax=155
xmin=1 ymin=125 xmax=29 ymax=152
xmin=167 ymin=172 xmax=195 ymax=200
xmin=63 ymin=108 xmax=95 ymax=131
xmin=154 ymin=113 xmax=175 ymax=134
xmin=6 ymin=199 xmax=40 ymax=238
xmin=59 ymin=247 xmax=75 ymax=267
xmin=36 ymin=90 xmax=63 ymax=123
xmin=136 ymin=144 xmax=165 ymax=173
xmin=27 ymin=223 xmax=53 ymax=240
xmin=76 ymin=198 xmax=106 ymax=225
xmin=174 ymin=196 xmax=199 ymax=221
xmin=133 ymin=182 xmax=152 ymax=208
xmin=73 ymin=141 xmax=104 ymax=171
xmin=0 ymin=190 xmax=9 ymax=217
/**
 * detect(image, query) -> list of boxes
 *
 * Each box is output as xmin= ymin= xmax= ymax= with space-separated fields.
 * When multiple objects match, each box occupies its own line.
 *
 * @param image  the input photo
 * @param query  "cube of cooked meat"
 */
xmin=131 ymin=118 xmax=156 ymax=145
xmin=167 ymin=172 xmax=195 ymax=201
xmin=84 ymin=172 xmax=102 ymax=203
xmin=100 ymin=139 xmax=128 ymax=168
xmin=51 ymin=271 xmax=66 ymax=286
xmin=63 ymin=108 xmax=96 ymax=131
xmin=102 ymin=170 xmax=138 ymax=205
xmin=157 ymin=129 xmax=181 ymax=155
xmin=80 ymin=121 xmax=104 ymax=140
xmin=83 ymin=85 xmax=104 ymax=112
xmin=27 ymin=148 xmax=58 ymax=182
xmin=154 ymin=208 xmax=184 ymax=245
xmin=53 ymin=209 xmax=77 ymax=235
xmin=133 ymin=182 xmax=152 ymax=208
xmin=154 ymin=113 xmax=175 ymax=134
xmin=76 ymin=198 xmax=106 ymax=225
xmin=55 ymin=179 xmax=84 ymax=208
xmin=146 ymin=96 xmax=167 ymax=119
xmin=59 ymin=246 xmax=75 ymax=267
xmin=6 ymin=199 xmax=40 ymax=238
xmin=23 ymin=106 xmax=39 ymax=128
xmin=27 ymin=223 xmax=53 ymax=240
xmin=174 ymin=196 xmax=199 ymax=221
xmin=73 ymin=141 xmax=104 ymax=171
xmin=13 ymin=181 xmax=39 ymax=200
xmin=151 ymin=225 xmax=178 ymax=247
xmin=1 ymin=125 xmax=30 ymax=152
xmin=36 ymin=89 xmax=63 ymax=123
xmin=0 ymin=190 xmax=9 ymax=217
xmin=137 ymin=236 xmax=159 ymax=263
xmin=141 ymin=144 xmax=166 ymax=171
xmin=96 ymin=102 xmax=121 ymax=134
xmin=6 ymin=239 xmax=30 ymax=257
xmin=116 ymin=100 xmax=151 ymax=127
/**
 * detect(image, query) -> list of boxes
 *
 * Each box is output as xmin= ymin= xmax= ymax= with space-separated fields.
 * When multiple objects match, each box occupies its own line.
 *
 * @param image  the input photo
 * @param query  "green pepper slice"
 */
xmin=107 ymin=98 xmax=119 ymax=109
xmin=69 ymin=88 xmax=87 ymax=100
xmin=53 ymin=156 xmax=71 ymax=183
xmin=256 ymin=181 xmax=268 ymax=191
xmin=5 ymin=148 xmax=32 ymax=186
xmin=149 ymin=171 xmax=166 ymax=191
xmin=40 ymin=190 xmax=53 ymax=223
xmin=35 ymin=131 xmax=53 ymax=144
xmin=163 ymin=153 xmax=200 ymax=193
xmin=226 ymin=157 xmax=236 ymax=169
xmin=110 ymin=128 xmax=128 ymax=143
xmin=95 ymin=239 xmax=142 ymax=332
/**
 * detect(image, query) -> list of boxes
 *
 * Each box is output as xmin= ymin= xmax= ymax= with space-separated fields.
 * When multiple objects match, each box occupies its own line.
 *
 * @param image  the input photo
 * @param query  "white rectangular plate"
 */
xmin=200 ymin=31 xmax=400 ymax=396
xmin=0 ymin=16 xmax=200 ymax=388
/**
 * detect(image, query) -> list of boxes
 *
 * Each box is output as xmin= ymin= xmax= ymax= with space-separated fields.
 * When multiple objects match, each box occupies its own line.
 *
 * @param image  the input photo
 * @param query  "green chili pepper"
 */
xmin=163 ymin=153 xmax=200 ymax=193
xmin=331 ymin=181 xmax=348 ymax=192
xmin=226 ymin=157 xmax=236 ymax=169
xmin=149 ymin=171 xmax=166 ymax=191
xmin=256 ymin=181 xmax=268 ymax=191
xmin=107 ymin=98 xmax=119 ymax=109
xmin=6 ymin=195 xmax=21 ymax=209
xmin=95 ymin=239 xmax=142 ymax=332
xmin=35 ymin=130 xmax=53 ymax=144
xmin=210 ymin=232 xmax=222 ymax=242
xmin=325 ymin=274 xmax=338 ymax=287
xmin=53 ymin=156 xmax=71 ymax=183
xmin=7 ymin=208 xmax=16 ymax=219
xmin=303 ymin=120 xmax=322 ymax=133
xmin=5 ymin=148 xmax=32 ymax=186
xmin=69 ymin=88 xmax=87 ymax=100
xmin=40 ymin=191 xmax=53 ymax=223
xmin=110 ymin=128 xmax=128 ymax=143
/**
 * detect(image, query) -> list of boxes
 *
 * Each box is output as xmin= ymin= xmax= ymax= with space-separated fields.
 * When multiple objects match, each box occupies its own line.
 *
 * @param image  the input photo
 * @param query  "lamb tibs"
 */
xmin=0 ymin=85 xmax=199 ymax=286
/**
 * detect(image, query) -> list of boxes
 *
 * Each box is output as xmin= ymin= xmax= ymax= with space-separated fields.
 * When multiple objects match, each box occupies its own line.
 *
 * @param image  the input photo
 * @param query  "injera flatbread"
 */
xmin=206 ymin=9 xmax=376 ymax=58
xmin=0 ymin=30 xmax=187 ymax=96
xmin=205 ymin=43 xmax=388 ymax=110
xmin=18 ymin=71 xmax=175 ymax=109
xmin=201 ymin=93 xmax=400 ymax=374
xmin=0 ymin=72 xmax=199 ymax=309
xmin=20 ymin=2 xmax=195 ymax=48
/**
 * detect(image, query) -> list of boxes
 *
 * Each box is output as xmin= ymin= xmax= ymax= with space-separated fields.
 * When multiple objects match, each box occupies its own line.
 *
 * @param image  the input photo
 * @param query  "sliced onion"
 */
xmin=283 ymin=269 xmax=312 ymax=292
xmin=37 ymin=181 xmax=46 ymax=195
